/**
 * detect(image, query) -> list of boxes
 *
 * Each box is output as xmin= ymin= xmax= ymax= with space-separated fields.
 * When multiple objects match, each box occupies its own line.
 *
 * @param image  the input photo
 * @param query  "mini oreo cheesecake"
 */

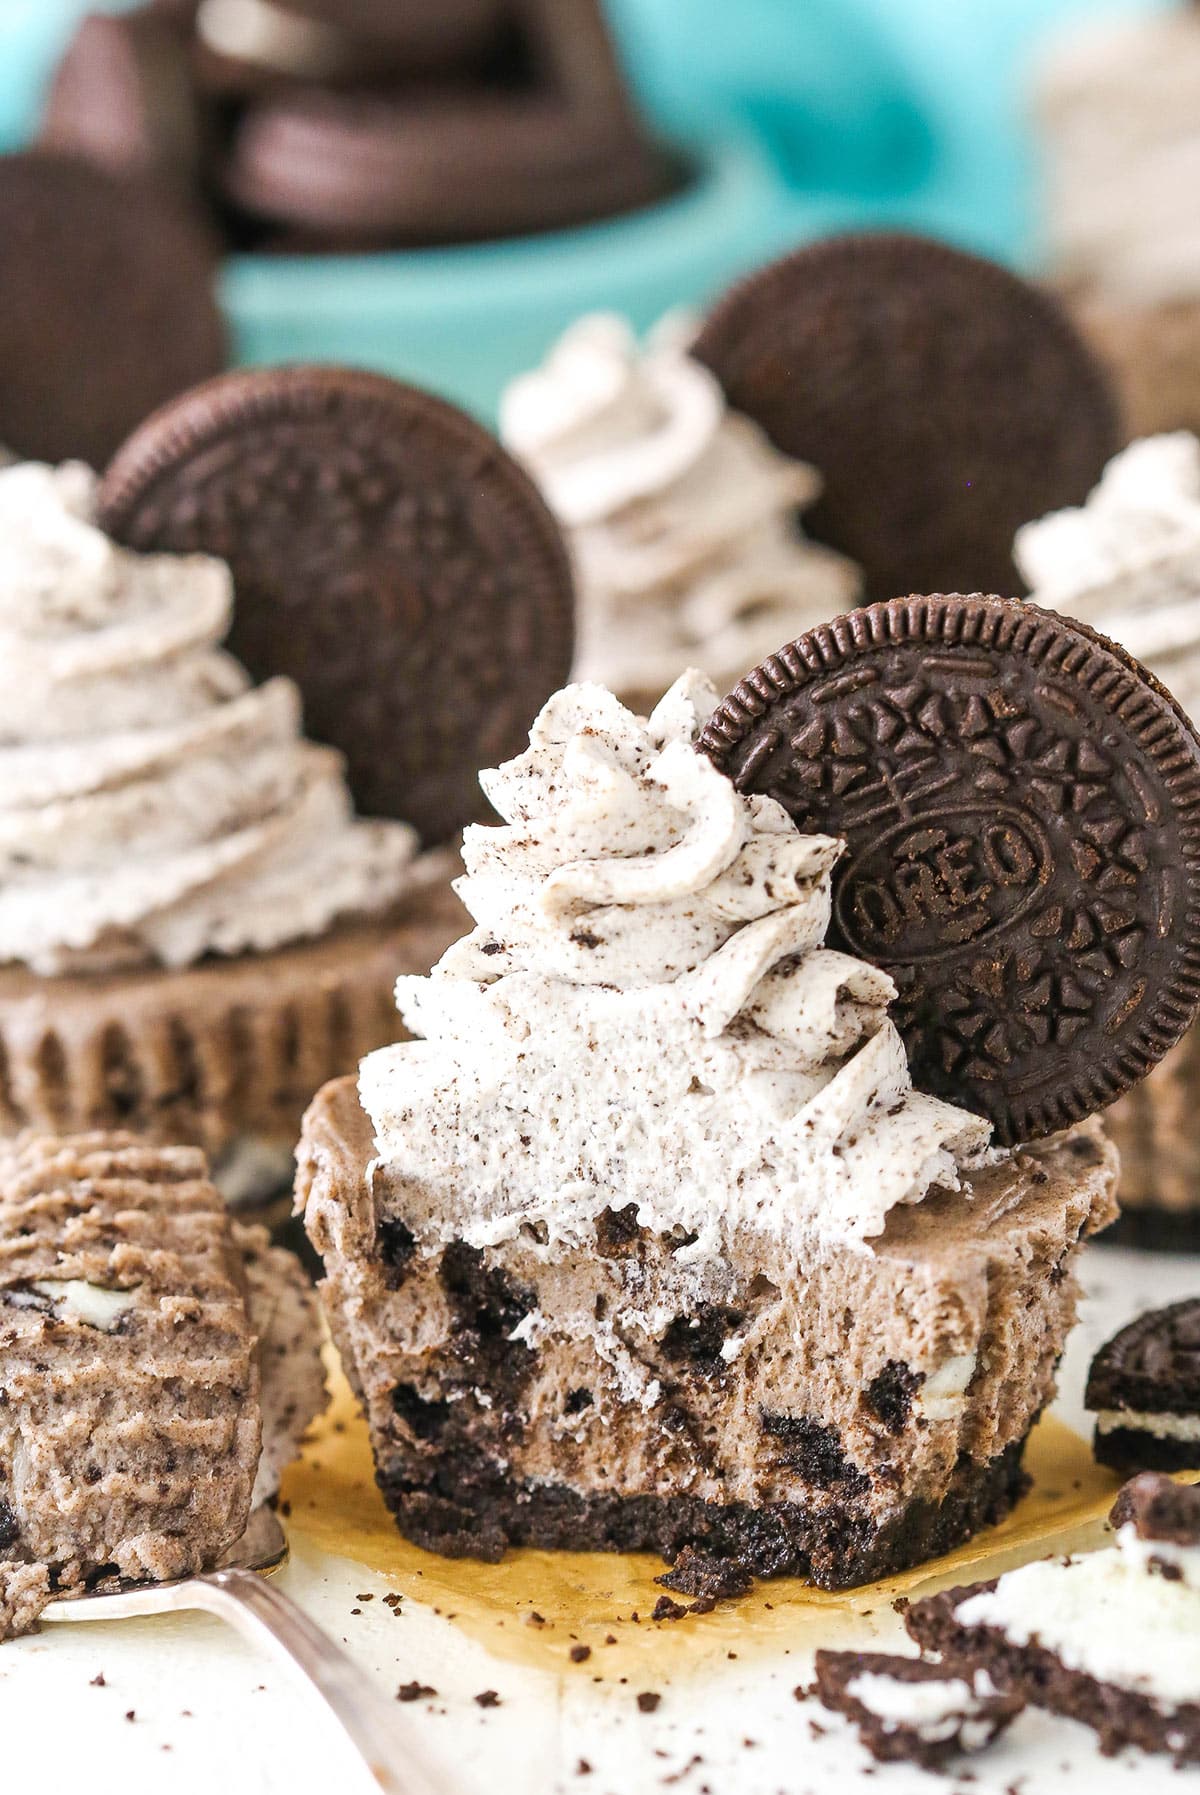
xmin=290 ymin=587 xmax=1200 ymax=1589
xmin=0 ymin=368 xmax=573 ymax=1205
xmin=0 ymin=1129 xmax=324 ymax=1638
xmin=906 ymin=1475 xmax=1200 ymax=1764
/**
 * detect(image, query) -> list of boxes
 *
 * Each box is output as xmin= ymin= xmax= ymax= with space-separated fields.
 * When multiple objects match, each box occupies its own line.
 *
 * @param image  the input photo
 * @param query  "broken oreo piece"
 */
xmin=813 ymin=1650 xmax=1023 ymax=1770
xmin=701 ymin=593 xmax=1200 ymax=1145
xmin=1087 ymin=1300 xmax=1200 ymax=1472
xmin=693 ymin=231 xmax=1119 ymax=600
xmin=97 ymin=365 xmax=575 ymax=842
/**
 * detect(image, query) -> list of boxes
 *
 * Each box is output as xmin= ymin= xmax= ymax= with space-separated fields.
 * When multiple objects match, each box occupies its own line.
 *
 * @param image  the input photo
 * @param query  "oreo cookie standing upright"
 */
xmin=693 ymin=232 xmax=1121 ymax=600
xmin=97 ymin=366 xmax=576 ymax=842
xmin=701 ymin=594 xmax=1200 ymax=1145
xmin=1087 ymin=1301 xmax=1200 ymax=1472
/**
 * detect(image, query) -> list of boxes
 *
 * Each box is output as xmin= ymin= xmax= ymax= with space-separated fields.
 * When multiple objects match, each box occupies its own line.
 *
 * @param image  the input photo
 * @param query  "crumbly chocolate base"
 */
xmin=1093 ymin=1428 xmax=1200 ymax=1476
xmin=906 ymin=1579 xmax=1200 ymax=1763
xmin=813 ymin=1648 xmax=1024 ymax=1769
xmin=374 ymin=1434 xmax=1029 ymax=1590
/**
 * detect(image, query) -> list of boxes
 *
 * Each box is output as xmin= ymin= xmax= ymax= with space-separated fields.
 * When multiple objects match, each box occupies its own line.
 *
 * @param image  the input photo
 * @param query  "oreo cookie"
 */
xmin=693 ymin=232 xmax=1120 ymax=601
xmin=97 ymin=366 xmax=575 ymax=842
xmin=0 ymin=152 xmax=226 ymax=468
xmin=700 ymin=594 xmax=1200 ymax=1144
xmin=1110 ymin=1472 xmax=1200 ymax=1547
xmin=1086 ymin=1301 xmax=1200 ymax=1473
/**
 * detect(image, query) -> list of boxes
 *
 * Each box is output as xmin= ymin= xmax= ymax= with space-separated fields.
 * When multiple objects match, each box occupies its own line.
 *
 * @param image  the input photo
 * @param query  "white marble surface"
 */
xmin=3 ymin=1242 xmax=1199 ymax=1795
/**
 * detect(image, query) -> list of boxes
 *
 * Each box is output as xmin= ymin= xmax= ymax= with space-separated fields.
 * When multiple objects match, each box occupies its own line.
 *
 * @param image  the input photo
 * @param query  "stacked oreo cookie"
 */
xmin=38 ymin=0 xmax=674 ymax=252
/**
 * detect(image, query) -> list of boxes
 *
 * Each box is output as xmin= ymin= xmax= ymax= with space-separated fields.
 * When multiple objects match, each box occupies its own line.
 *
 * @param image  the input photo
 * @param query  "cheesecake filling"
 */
xmin=500 ymin=315 xmax=860 ymax=702
xmin=0 ymin=459 xmax=422 ymax=975
xmin=361 ymin=672 xmax=992 ymax=1268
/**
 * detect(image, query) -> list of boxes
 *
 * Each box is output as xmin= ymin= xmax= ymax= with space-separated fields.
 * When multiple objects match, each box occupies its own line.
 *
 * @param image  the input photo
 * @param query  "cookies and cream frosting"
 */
xmin=361 ymin=673 xmax=991 ymax=1260
xmin=1014 ymin=433 xmax=1200 ymax=717
xmin=499 ymin=314 xmax=860 ymax=703
xmin=1035 ymin=8 xmax=1200 ymax=303
xmin=0 ymin=459 xmax=422 ymax=975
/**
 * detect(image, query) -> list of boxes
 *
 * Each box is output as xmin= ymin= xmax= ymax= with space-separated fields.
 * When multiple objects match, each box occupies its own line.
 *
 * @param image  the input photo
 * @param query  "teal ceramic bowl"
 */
xmin=220 ymin=132 xmax=799 ymax=426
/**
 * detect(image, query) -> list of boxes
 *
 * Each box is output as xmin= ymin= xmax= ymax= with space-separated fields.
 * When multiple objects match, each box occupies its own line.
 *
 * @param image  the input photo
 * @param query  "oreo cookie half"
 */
xmin=700 ymin=594 xmax=1200 ymax=1144
xmin=97 ymin=366 xmax=575 ymax=842
xmin=1087 ymin=1302 xmax=1200 ymax=1474
xmin=693 ymin=231 xmax=1120 ymax=601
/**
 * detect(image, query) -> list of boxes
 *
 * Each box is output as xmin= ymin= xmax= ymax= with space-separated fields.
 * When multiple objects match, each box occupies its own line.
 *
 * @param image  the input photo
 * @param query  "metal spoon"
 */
xmin=41 ymin=1506 xmax=445 ymax=1794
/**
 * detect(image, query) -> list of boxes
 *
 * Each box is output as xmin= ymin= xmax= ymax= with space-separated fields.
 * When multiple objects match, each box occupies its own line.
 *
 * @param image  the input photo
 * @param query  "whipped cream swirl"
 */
xmin=1035 ymin=9 xmax=1200 ymax=303
xmin=1015 ymin=433 xmax=1200 ymax=716
xmin=361 ymin=674 xmax=990 ymax=1258
xmin=500 ymin=315 xmax=860 ymax=703
xmin=0 ymin=460 xmax=421 ymax=975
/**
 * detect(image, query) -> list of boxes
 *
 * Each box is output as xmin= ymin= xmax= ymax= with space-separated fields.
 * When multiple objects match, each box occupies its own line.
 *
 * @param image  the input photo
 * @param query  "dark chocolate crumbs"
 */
xmin=637 ymin=1692 xmax=662 ymax=1713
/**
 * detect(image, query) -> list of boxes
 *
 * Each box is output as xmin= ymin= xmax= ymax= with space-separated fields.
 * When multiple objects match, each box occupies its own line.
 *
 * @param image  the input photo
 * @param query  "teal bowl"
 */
xmin=220 ymin=132 xmax=796 ymax=426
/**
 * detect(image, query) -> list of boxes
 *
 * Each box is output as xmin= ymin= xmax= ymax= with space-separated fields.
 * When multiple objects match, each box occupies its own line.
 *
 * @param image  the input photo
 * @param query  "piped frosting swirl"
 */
xmin=361 ymin=674 xmax=991 ymax=1257
xmin=0 ymin=460 xmax=421 ymax=975
xmin=500 ymin=314 xmax=860 ymax=703
xmin=1015 ymin=433 xmax=1200 ymax=715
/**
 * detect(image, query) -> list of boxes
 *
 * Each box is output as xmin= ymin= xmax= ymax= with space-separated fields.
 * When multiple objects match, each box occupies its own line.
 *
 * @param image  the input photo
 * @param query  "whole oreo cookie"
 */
xmin=0 ymin=152 xmax=226 ymax=468
xmin=97 ymin=366 xmax=575 ymax=842
xmin=1087 ymin=1301 xmax=1200 ymax=1473
xmin=700 ymin=594 xmax=1200 ymax=1144
xmin=693 ymin=232 xmax=1120 ymax=601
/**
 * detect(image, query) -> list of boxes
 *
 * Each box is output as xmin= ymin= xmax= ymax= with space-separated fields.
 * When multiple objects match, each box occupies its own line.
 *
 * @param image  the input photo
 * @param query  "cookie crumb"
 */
xmin=475 ymin=1690 xmax=501 ymax=1709
xmin=397 ymin=1682 xmax=437 ymax=1703
xmin=637 ymin=1691 xmax=661 ymax=1714
xmin=569 ymin=1644 xmax=592 ymax=1663
xmin=90 ymin=1673 xmax=107 ymax=1688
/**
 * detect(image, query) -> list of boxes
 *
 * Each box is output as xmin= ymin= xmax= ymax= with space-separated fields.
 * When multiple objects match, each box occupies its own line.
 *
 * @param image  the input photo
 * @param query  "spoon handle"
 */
xmin=186 ymin=1567 xmax=448 ymax=1795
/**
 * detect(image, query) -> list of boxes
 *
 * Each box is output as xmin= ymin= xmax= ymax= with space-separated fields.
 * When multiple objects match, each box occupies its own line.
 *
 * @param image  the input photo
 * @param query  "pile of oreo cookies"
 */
xmin=38 ymin=0 xmax=674 ymax=251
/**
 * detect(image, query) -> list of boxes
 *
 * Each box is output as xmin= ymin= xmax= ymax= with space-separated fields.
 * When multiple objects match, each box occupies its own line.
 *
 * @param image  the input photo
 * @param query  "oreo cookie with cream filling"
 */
xmin=700 ymin=592 xmax=1200 ymax=1145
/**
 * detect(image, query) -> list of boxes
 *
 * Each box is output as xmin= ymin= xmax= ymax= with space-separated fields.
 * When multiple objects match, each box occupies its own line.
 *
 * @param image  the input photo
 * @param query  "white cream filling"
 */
xmin=1116 ymin=1522 xmax=1200 ymax=1591
xmin=955 ymin=1548 xmax=1200 ymax=1707
xmin=501 ymin=314 xmax=860 ymax=701
xmin=31 ymin=1280 xmax=137 ymax=1331
xmin=1095 ymin=1409 xmax=1200 ymax=1444
xmin=844 ymin=1670 xmax=992 ymax=1741
xmin=916 ymin=1352 xmax=977 ymax=1421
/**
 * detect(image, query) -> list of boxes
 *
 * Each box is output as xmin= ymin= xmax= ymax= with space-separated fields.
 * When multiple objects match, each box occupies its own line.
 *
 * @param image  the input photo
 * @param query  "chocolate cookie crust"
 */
xmin=701 ymin=593 xmax=1200 ymax=1144
xmin=97 ymin=366 xmax=576 ymax=841
xmin=693 ymin=231 xmax=1119 ymax=600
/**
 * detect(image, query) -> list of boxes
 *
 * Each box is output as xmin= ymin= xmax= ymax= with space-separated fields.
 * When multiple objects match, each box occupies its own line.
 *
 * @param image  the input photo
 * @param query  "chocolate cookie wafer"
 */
xmin=813 ymin=1650 xmax=1024 ymax=1769
xmin=0 ymin=1133 xmax=259 ymax=1638
xmin=0 ymin=153 xmax=226 ymax=467
xmin=701 ymin=593 xmax=1200 ymax=1144
xmin=97 ymin=366 xmax=575 ymax=841
xmin=693 ymin=232 xmax=1120 ymax=600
